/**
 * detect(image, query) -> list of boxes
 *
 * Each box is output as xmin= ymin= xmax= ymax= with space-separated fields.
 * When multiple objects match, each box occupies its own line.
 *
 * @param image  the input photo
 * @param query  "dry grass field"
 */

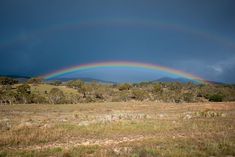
xmin=0 ymin=102 xmax=235 ymax=157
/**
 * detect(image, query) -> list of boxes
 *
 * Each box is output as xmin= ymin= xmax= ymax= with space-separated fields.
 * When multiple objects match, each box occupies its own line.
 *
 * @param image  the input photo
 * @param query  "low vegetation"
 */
xmin=0 ymin=77 xmax=235 ymax=156
xmin=0 ymin=77 xmax=235 ymax=104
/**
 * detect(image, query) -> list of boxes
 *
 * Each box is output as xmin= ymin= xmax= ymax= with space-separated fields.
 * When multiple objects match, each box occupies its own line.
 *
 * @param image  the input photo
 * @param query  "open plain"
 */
xmin=0 ymin=102 xmax=234 ymax=157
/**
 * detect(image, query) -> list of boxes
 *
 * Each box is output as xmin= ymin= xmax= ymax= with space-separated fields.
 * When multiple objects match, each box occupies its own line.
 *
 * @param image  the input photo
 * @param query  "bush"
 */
xmin=30 ymin=94 xmax=47 ymax=104
xmin=0 ymin=77 xmax=18 ymax=85
xmin=118 ymin=83 xmax=131 ymax=91
xmin=132 ymin=89 xmax=149 ymax=101
xmin=153 ymin=84 xmax=162 ymax=93
xmin=118 ymin=92 xmax=131 ymax=102
xmin=50 ymin=80 xmax=62 ymax=86
xmin=48 ymin=88 xmax=65 ymax=104
xmin=27 ymin=77 xmax=43 ymax=85
xmin=182 ymin=93 xmax=194 ymax=102
xmin=66 ymin=80 xmax=84 ymax=89
xmin=208 ymin=94 xmax=224 ymax=102
xmin=17 ymin=84 xmax=31 ymax=95
xmin=16 ymin=84 xmax=31 ymax=104
xmin=0 ymin=90 xmax=17 ymax=105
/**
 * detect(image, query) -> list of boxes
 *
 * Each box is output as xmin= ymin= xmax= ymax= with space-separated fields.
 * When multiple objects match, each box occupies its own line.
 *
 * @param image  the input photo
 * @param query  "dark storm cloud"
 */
xmin=0 ymin=0 xmax=235 ymax=82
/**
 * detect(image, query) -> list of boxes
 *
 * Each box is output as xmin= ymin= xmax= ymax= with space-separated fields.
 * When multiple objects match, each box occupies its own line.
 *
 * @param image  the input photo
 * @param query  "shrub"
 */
xmin=66 ymin=80 xmax=84 ymax=89
xmin=118 ymin=83 xmax=131 ymax=91
xmin=30 ymin=94 xmax=47 ymax=104
xmin=27 ymin=77 xmax=43 ymax=85
xmin=208 ymin=94 xmax=224 ymax=102
xmin=0 ymin=90 xmax=17 ymax=105
xmin=0 ymin=77 xmax=18 ymax=85
xmin=16 ymin=84 xmax=31 ymax=104
xmin=153 ymin=83 xmax=162 ymax=93
xmin=84 ymin=96 xmax=94 ymax=103
xmin=17 ymin=84 xmax=31 ymax=95
xmin=132 ymin=89 xmax=149 ymax=101
xmin=50 ymin=80 xmax=62 ymax=86
xmin=182 ymin=93 xmax=194 ymax=102
xmin=118 ymin=92 xmax=130 ymax=102
xmin=48 ymin=88 xmax=65 ymax=104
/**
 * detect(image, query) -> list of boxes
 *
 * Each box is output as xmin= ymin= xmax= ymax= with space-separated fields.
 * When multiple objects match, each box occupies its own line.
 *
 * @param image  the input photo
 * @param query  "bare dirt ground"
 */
xmin=0 ymin=102 xmax=235 ymax=157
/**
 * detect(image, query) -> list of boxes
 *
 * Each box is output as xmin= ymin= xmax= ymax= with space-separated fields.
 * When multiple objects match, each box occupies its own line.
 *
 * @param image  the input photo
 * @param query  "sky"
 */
xmin=0 ymin=0 xmax=235 ymax=83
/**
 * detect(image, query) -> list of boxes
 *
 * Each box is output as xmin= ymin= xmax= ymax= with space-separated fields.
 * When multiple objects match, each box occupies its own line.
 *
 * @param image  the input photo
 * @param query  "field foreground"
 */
xmin=0 ymin=102 xmax=235 ymax=157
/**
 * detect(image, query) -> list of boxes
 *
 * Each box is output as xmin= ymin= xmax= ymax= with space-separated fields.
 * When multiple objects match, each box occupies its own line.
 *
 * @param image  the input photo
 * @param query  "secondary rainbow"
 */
xmin=42 ymin=61 xmax=208 ymax=84
xmin=1 ymin=19 xmax=235 ymax=49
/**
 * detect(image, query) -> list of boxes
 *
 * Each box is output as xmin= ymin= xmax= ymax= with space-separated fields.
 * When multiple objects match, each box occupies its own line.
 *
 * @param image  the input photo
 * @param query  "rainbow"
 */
xmin=42 ymin=61 xmax=208 ymax=84
xmin=1 ymin=19 xmax=235 ymax=49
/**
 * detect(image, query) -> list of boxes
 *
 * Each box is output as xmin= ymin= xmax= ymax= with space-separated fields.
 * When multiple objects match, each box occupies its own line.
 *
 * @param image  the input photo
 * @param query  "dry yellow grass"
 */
xmin=30 ymin=84 xmax=78 ymax=95
xmin=0 ymin=102 xmax=234 ymax=156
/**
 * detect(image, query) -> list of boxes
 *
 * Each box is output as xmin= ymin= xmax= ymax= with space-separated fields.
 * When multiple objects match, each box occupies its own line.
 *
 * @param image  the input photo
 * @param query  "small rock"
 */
xmin=183 ymin=114 xmax=192 ymax=120
xmin=61 ymin=119 xmax=68 ymax=122
xmin=82 ymin=141 xmax=90 ymax=145
xmin=16 ymin=122 xmax=33 ymax=129
xmin=41 ymin=124 xmax=53 ymax=128
xmin=221 ymin=113 xmax=226 ymax=117
xmin=113 ymin=148 xmax=121 ymax=155
xmin=159 ymin=114 xmax=164 ymax=118
xmin=79 ymin=121 xmax=90 ymax=126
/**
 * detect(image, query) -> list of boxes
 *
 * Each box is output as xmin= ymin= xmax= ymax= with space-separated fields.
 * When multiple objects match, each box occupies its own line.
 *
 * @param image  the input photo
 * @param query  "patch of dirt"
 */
xmin=7 ymin=135 xmax=153 ymax=151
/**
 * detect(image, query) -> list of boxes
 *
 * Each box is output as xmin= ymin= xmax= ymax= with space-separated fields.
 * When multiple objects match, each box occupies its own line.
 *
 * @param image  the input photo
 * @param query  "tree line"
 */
xmin=0 ymin=77 xmax=235 ymax=105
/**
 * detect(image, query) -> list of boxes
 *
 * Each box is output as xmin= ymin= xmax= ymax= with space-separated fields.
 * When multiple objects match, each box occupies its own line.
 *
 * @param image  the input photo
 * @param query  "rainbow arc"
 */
xmin=42 ymin=61 xmax=208 ymax=84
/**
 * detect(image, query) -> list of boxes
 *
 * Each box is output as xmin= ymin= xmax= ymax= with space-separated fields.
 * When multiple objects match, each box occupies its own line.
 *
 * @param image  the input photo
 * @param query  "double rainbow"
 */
xmin=42 ymin=61 xmax=208 ymax=84
xmin=1 ymin=19 xmax=235 ymax=49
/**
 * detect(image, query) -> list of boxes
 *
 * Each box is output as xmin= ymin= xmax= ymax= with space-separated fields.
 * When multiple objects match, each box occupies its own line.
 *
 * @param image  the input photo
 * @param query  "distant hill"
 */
xmin=51 ymin=77 xmax=203 ymax=84
xmin=151 ymin=77 xmax=199 ymax=84
xmin=47 ymin=77 xmax=116 ymax=84
xmin=0 ymin=75 xmax=31 ymax=83
xmin=0 ymin=75 xmax=225 ymax=85
xmin=150 ymin=77 xmax=227 ymax=85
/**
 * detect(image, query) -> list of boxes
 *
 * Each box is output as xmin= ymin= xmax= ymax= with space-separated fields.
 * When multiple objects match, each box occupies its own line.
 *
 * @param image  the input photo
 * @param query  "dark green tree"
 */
xmin=16 ymin=84 xmax=31 ymax=104
xmin=0 ymin=88 xmax=16 ymax=105
xmin=0 ymin=77 xmax=18 ymax=85
xmin=208 ymin=94 xmax=224 ymax=102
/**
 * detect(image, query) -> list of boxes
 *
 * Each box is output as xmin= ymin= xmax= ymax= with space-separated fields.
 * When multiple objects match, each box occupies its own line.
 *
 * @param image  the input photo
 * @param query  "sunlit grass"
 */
xmin=0 ymin=102 xmax=234 ymax=156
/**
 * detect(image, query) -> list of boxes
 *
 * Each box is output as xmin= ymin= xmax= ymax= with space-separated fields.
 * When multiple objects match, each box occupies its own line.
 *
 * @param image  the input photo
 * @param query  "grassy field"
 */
xmin=0 ymin=102 xmax=234 ymax=157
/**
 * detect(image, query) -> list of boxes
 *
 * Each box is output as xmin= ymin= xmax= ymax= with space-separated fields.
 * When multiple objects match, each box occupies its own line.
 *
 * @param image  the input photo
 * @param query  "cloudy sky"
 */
xmin=0 ymin=0 xmax=235 ymax=83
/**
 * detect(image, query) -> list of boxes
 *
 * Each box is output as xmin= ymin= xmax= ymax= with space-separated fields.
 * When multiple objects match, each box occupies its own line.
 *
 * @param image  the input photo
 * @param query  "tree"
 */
xmin=0 ymin=77 xmax=18 ymax=85
xmin=50 ymin=80 xmax=62 ymax=86
xmin=27 ymin=77 xmax=43 ymax=85
xmin=66 ymin=80 xmax=84 ymax=89
xmin=17 ymin=84 xmax=31 ymax=95
xmin=16 ymin=84 xmax=31 ymax=104
xmin=0 ymin=90 xmax=16 ymax=105
xmin=66 ymin=80 xmax=88 ymax=97
xmin=48 ymin=88 xmax=65 ymax=104
xmin=0 ymin=85 xmax=17 ymax=105
xmin=208 ymin=94 xmax=224 ymax=102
